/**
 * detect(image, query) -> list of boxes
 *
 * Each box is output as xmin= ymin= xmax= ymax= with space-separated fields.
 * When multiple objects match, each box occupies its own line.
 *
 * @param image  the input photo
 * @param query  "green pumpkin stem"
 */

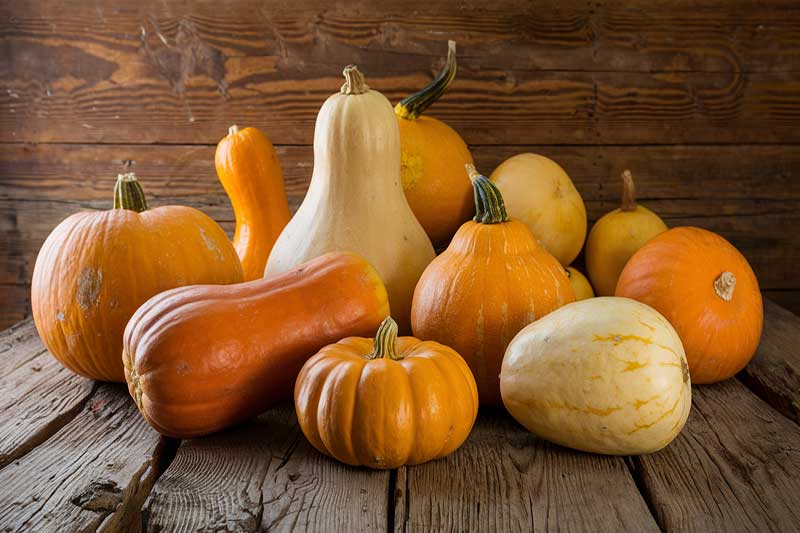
xmin=395 ymin=40 xmax=457 ymax=120
xmin=367 ymin=317 xmax=401 ymax=360
xmin=113 ymin=172 xmax=148 ymax=213
xmin=467 ymin=164 xmax=508 ymax=224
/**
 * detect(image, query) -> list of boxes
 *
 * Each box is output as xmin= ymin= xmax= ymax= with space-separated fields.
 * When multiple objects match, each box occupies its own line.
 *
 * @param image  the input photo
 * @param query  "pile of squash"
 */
xmin=31 ymin=42 xmax=763 ymax=464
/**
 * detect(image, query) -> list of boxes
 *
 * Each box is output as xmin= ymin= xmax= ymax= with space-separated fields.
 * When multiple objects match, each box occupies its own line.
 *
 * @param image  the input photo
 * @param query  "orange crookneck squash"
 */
xmin=616 ymin=226 xmax=763 ymax=384
xmin=395 ymin=41 xmax=475 ymax=247
xmin=411 ymin=164 xmax=575 ymax=405
xmin=295 ymin=316 xmax=478 ymax=469
xmin=215 ymin=125 xmax=291 ymax=280
xmin=31 ymin=173 xmax=243 ymax=382
xmin=124 ymin=252 xmax=390 ymax=438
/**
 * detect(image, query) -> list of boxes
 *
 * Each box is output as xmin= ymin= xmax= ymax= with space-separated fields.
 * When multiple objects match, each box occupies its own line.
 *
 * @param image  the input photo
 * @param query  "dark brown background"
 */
xmin=2 ymin=0 xmax=799 ymax=329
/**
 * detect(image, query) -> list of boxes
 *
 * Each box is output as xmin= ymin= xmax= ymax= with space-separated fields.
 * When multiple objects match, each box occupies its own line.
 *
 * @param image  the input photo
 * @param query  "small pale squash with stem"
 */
xmin=32 ymin=173 xmax=243 ymax=382
xmin=294 ymin=316 xmax=479 ymax=469
xmin=501 ymin=297 xmax=691 ymax=455
xmin=412 ymin=165 xmax=575 ymax=406
xmin=215 ymin=125 xmax=291 ymax=280
xmin=565 ymin=266 xmax=594 ymax=300
xmin=490 ymin=153 xmax=587 ymax=266
xmin=266 ymin=65 xmax=435 ymax=333
xmin=586 ymin=170 xmax=667 ymax=296
xmin=616 ymin=227 xmax=763 ymax=384
xmin=395 ymin=40 xmax=475 ymax=246
xmin=124 ymin=252 xmax=390 ymax=438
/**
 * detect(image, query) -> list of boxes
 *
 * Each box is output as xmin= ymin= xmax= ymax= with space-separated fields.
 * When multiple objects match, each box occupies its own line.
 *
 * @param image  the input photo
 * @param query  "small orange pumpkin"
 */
xmin=411 ymin=165 xmax=575 ymax=405
xmin=295 ymin=316 xmax=478 ymax=469
xmin=216 ymin=125 xmax=291 ymax=280
xmin=31 ymin=173 xmax=243 ymax=382
xmin=616 ymin=226 xmax=763 ymax=384
xmin=396 ymin=41 xmax=475 ymax=247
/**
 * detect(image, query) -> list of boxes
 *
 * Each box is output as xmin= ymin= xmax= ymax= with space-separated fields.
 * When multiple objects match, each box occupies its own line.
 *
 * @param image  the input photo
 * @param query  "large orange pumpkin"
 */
xmin=124 ymin=252 xmax=390 ymax=438
xmin=396 ymin=40 xmax=475 ymax=247
xmin=615 ymin=226 xmax=763 ymax=384
xmin=411 ymin=165 xmax=575 ymax=405
xmin=31 ymin=173 xmax=243 ymax=382
xmin=295 ymin=316 xmax=478 ymax=469
xmin=215 ymin=124 xmax=291 ymax=280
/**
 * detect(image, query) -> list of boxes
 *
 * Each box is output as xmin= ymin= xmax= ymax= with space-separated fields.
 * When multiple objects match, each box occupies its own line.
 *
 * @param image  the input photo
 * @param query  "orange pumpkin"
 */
xmin=295 ymin=316 xmax=478 ymax=469
xmin=31 ymin=173 xmax=243 ymax=382
xmin=124 ymin=252 xmax=390 ymax=438
xmin=411 ymin=164 xmax=575 ymax=405
xmin=396 ymin=41 xmax=475 ymax=247
xmin=216 ymin=125 xmax=291 ymax=280
xmin=615 ymin=226 xmax=763 ymax=384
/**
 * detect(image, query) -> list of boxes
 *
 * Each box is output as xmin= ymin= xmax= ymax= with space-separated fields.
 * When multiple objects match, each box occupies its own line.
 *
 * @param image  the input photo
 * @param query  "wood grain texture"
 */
xmin=738 ymin=299 xmax=800 ymax=424
xmin=2 ymin=141 xmax=797 ymax=328
xmin=632 ymin=380 xmax=800 ymax=532
xmin=143 ymin=404 xmax=390 ymax=532
xmin=0 ymin=319 xmax=95 ymax=469
xmin=0 ymin=384 xmax=171 ymax=533
xmin=394 ymin=409 xmax=658 ymax=532
xmin=2 ymin=0 xmax=800 ymax=144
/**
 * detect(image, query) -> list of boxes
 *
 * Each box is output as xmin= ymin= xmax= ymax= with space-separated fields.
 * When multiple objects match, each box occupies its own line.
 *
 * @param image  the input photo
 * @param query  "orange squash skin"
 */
xmin=32 ymin=202 xmax=243 ymax=383
xmin=216 ymin=125 xmax=291 ymax=280
xmin=295 ymin=320 xmax=478 ymax=469
xmin=123 ymin=252 xmax=390 ymax=438
xmin=616 ymin=227 xmax=763 ymax=384
xmin=412 ymin=168 xmax=575 ymax=407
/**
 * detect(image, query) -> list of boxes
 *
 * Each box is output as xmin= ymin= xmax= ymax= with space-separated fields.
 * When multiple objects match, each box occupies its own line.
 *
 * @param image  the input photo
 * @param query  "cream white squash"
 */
xmin=500 ymin=297 xmax=691 ymax=455
xmin=266 ymin=66 xmax=435 ymax=333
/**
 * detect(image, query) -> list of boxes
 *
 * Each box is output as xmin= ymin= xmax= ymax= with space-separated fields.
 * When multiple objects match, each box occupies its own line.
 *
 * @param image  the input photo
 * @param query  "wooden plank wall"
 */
xmin=1 ymin=0 xmax=799 ymax=328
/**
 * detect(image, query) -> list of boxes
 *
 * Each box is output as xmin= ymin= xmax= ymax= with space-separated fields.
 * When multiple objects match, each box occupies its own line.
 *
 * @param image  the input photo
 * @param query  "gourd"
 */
xmin=490 ymin=153 xmax=587 ymax=266
xmin=616 ymin=227 xmax=763 ymax=384
xmin=566 ymin=267 xmax=594 ymax=300
xmin=295 ymin=316 xmax=478 ymax=469
xmin=501 ymin=297 xmax=691 ymax=455
xmin=412 ymin=164 xmax=575 ymax=406
xmin=266 ymin=65 xmax=435 ymax=334
xmin=123 ymin=252 xmax=390 ymax=438
xmin=31 ymin=173 xmax=243 ymax=382
xmin=395 ymin=41 xmax=475 ymax=246
xmin=215 ymin=124 xmax=291 ymax=280
xmin=586 ymin=170 xmax=667 ymax=296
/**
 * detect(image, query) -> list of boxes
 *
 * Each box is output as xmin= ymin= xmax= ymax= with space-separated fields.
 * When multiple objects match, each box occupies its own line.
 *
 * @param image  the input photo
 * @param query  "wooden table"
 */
xmin=1 ymin=299 xmax=799 ymax=532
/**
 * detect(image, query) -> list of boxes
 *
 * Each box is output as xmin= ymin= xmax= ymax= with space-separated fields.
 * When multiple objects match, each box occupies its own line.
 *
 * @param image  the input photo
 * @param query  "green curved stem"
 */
xmin=367 ymin=317 xmax=401 ymax=360
xmin=395 ymin=40 xmax=456 ymax=120
xmin=466 ymin=164 xmax=508 ymax=224
xmin=113 ymin=172 xmax=148 ymax=213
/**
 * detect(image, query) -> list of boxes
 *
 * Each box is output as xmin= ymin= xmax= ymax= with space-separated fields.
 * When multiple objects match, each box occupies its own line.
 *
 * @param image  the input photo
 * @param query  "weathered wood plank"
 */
xmin=395 ymin=409 xmax=658 ymax=532
xmin=0 ymin=319 xmax=95 ymax=469
xmin=2 ymin=142 xmax=797 ymax=328
xmin=143 ymin=404 xmax=390 ymax=532
xmin=763 ymin=290 xmax=800 ymax=318
xmin=2 ymin=0 xmax=800 ymax=144
xmin=738 ymin=299 xmax=800 ymax=424
xmin=0 ymin=384 xmax=172 ymax=532
xmin=632 ymin=380 xmax=800 ymax=532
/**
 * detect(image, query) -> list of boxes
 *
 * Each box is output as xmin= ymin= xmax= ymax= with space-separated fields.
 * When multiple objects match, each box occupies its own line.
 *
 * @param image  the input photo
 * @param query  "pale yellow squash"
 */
xmin=500 ymin=297 xmax=691 ymax=455
xmin=490 ymin=154 xmax=586 ymax=266
xmin=266 ymin=66 xmax=435 ymax=333
xmin=565 ymin=267 xmax=594 ymax=300
xmin=586 ymin=170 xmax=667 ymax=296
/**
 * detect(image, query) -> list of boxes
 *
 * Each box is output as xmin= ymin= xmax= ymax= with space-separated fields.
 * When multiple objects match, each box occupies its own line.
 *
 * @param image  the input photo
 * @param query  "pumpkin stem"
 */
xmin=621 ymin=170 xmax=637 ymax=212
xmin=467 ymin=163 xmax=508 ymax=224
xmin=368 ymin=317 xmax=401 ymax=360
xmin=713 ymin=271 xmax=736 ymax=302
xmin=228 ymin=124 xmax=239 ymax=136
xmin=395 ymin=40 xmax=457 ymax=120
xmin=113 ymin=172 xmax=148 ymax=213
xmin=341 ymin=65 xmax=369 ymax=95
